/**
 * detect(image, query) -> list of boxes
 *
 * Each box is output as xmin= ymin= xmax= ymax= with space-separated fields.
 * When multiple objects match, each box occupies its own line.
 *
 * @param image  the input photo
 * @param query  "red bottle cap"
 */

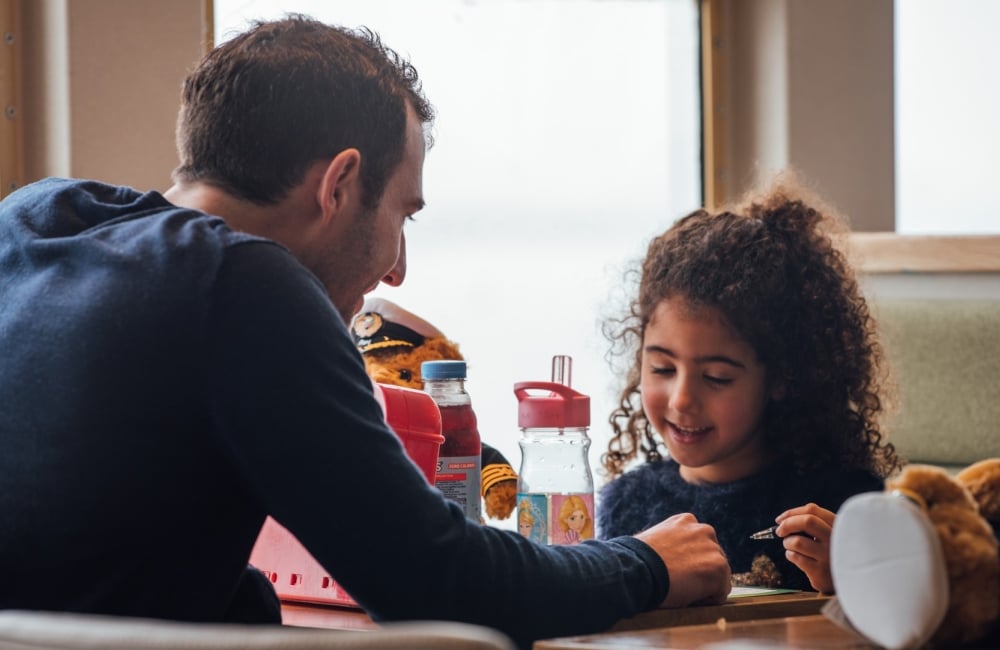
xmin=514 ymin=381 xmax=590 ymax=429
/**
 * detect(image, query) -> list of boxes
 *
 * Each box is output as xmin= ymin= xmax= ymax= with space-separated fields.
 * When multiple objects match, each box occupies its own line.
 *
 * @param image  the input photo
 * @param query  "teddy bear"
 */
xmin=350 ymin=297 xmax=518 ymax=521
xmin=830 ymin=458 xmax=1000 ymax=649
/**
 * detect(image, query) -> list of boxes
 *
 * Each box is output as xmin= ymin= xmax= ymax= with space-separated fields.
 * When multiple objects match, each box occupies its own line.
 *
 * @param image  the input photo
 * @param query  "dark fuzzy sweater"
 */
xmin=598 ymin=459 xmax=883 ymax=590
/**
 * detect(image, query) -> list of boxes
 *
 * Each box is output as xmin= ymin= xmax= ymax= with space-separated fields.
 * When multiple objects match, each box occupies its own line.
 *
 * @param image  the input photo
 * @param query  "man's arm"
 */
xmin=206 ymin=242 xmax=727 ymax=646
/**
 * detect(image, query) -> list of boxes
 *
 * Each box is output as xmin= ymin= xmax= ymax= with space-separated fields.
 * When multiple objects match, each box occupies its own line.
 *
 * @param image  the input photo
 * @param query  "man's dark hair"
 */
xmin=173 ymin=14 xmax=434 ymax=207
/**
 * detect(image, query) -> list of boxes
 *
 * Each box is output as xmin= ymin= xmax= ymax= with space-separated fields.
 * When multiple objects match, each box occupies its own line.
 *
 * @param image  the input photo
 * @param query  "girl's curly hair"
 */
xmin=601 ymin=176 xmax=901 ymax=480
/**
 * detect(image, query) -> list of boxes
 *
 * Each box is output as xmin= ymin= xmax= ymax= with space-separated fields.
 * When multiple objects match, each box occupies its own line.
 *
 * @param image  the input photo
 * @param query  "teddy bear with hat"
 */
xmin=350 ymin=297 xmax=518 ymax=521
xmin=829 ymin=458 xmax=1000 ymax=648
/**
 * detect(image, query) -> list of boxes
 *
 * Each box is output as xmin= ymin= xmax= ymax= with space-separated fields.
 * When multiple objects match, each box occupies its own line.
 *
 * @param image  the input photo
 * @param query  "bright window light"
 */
xmin=895 ymin=0 xmax=1000 ymax=234
xmin=215 ymin=1 xmax=702 ymax=527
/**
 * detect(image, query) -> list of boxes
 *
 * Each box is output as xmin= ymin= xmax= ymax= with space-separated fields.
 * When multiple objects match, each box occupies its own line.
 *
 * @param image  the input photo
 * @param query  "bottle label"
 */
xmin=436 ymin=454 xmax=482 ymax=522
xmin=516 ymin=492 xmax=594 ymax=545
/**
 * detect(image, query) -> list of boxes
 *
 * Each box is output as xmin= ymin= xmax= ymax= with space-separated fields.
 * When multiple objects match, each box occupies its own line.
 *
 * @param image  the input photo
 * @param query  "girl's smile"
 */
xmin=665 ymin=421 xmax=713 ymax=444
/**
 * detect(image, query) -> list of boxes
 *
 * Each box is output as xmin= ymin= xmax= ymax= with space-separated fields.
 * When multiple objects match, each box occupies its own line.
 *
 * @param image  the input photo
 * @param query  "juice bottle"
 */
xmin=421 ymin=360 xmax=482 ymax=522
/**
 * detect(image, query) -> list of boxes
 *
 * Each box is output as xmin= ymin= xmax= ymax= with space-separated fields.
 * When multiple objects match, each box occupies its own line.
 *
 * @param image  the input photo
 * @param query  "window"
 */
xmin=215 ymin=0 xmax=702 ymax=524
xmin=895 ymin=0 xmax=1000 ymax=235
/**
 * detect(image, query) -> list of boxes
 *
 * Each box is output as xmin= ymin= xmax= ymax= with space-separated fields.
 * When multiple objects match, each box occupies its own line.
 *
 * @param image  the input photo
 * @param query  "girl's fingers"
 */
xmin=785 ymin=549 xmax=834 ymax=594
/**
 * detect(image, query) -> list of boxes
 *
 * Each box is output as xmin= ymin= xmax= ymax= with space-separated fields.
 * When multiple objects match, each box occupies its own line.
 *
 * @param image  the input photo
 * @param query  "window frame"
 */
xmin=0 ymin=0 xmax=23 ymax=198
xmin=699 ymin=0 xmax=1000 ymax=274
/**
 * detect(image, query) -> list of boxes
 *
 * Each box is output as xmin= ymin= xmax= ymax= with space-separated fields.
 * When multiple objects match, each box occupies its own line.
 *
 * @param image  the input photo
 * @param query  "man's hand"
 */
xmin=634 ymin=513 xmax=731 ymax=608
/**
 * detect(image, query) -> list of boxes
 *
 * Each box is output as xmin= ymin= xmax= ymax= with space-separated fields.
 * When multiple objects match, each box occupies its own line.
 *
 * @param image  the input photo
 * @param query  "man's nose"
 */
xmin=382 ymin=231 xmax=407 ymax=287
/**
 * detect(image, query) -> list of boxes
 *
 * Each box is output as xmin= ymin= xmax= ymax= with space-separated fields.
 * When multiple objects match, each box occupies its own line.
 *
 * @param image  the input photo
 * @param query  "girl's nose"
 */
xmin=670 ymin=374 xmax=700 ymax=414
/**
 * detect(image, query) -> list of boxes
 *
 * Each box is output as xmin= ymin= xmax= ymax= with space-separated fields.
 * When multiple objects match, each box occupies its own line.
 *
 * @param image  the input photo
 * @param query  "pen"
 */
xmin=749 ymin=525 xmax=779 ymax=540
xmin=750 ymin=524 xmax=814 ymax=541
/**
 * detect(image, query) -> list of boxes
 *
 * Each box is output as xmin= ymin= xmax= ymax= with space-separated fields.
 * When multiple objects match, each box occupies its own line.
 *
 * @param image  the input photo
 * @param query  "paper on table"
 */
xmin=728 ymin=586 xmax=800 ymax=598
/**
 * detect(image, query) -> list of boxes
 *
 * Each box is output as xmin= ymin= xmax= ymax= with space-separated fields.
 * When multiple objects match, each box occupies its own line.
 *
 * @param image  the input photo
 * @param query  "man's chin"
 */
xmin=341 ymin=296 xmax=364 ymax=323
xmin=336 ymin=284 xmax=377 ymax=323
xmin=356 ymin=284 xmax=382 ymax=315
xmin=329 ymin=296 xmax=363 ymax=325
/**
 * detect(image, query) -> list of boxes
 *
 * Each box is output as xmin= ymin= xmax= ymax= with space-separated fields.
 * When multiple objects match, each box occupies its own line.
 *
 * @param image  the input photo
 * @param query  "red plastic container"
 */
xmin=248 ymin=382 xmax=443 ymax=607
xmin=375 ymin=381 xmax=445 ymax=485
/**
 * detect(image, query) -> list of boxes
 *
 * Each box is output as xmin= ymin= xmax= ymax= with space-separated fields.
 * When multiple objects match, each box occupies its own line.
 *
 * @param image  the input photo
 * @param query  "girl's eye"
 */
xmin=650 ymin=366 xmax=676 ymax=376
xmin=705 ymin=375 xmax=733 ymax=386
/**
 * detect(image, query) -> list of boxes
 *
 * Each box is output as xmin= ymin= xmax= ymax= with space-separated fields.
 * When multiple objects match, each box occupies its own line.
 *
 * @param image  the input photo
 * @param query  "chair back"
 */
xmin=0 ymin=610 xmax=516 ymax=650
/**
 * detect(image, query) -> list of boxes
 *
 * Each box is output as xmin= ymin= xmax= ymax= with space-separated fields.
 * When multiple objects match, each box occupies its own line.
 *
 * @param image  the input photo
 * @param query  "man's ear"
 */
xmin=316 ymin=148 xmax=363 ymax=225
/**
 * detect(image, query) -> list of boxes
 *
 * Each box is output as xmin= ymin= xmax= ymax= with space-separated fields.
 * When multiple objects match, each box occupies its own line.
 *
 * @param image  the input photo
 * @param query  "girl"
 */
xmin=597 ymin=178 xmax=901 ymax=593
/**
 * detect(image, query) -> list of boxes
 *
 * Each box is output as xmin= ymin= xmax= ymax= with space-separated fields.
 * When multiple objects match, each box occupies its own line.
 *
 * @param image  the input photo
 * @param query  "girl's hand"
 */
xmin=774 ymin=503 xmax=836 ymax=593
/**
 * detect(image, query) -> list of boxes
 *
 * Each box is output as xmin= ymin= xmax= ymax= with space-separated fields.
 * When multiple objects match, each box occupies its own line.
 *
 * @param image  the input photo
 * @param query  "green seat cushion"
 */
xmin=875 ymin=299 xmax=1000 ymax=468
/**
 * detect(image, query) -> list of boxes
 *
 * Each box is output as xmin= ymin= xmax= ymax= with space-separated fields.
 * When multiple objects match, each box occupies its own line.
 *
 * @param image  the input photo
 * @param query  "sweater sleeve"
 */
xmin=205 ymin=243 xmax=668 ymax=648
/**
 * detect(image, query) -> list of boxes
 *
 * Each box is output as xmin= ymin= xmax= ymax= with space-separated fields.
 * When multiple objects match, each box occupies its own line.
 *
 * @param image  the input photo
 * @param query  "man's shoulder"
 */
xmin=3 ymin=176 xmax=298 ymax=303
xmin=2 ymin=177 xmax=257 ymax=249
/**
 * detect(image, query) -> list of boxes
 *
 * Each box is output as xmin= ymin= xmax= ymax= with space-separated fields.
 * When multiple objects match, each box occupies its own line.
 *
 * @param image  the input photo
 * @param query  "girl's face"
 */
xmin=566 ymin=509 xmax=587 ymax=532
xmin=640 ymin=297 xmax=781 ymax=484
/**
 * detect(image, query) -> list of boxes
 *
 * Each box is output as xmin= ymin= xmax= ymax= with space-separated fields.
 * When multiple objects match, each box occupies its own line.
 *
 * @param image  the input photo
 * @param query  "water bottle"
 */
xmin=515 ymin=356 xmax=594 ymax=545
xmin=421 ymin=360 xmax=482 ymax=522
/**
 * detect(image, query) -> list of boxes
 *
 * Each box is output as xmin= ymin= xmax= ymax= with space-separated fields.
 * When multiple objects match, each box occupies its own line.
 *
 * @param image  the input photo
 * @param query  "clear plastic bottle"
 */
xmin=515 ymin=356 xmax=594 ymax=545
xmin=421 ymin=360 xmax=483 ymax=522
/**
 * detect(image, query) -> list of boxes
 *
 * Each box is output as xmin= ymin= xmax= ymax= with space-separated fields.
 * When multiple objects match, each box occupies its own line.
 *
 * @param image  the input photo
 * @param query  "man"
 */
xmin=0 ymin=14 xmax=729 ymax=649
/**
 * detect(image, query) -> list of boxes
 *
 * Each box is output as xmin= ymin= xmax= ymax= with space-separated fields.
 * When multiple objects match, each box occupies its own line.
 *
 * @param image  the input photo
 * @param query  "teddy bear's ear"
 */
xmin=830 ymin=492 xmax=949 ymax=650
xmin=957 ymin=458 xmax=1000 ymax=526
xmin=887 ymin=463 xmax=977 ymax=511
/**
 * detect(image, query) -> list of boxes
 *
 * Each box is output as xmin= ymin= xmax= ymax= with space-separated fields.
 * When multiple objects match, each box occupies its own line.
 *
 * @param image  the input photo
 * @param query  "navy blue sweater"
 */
xmin=0 ymin=179 xmax=667 ymax=649
xmin=598 ymin=459 xmax=883 ymax=590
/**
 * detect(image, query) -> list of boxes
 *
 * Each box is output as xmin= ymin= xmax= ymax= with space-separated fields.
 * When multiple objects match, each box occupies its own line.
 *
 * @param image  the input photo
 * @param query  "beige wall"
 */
xmin=20 ymin=0 xmax=204 ymax=192
xmin=716 ymin=0 xmax=895 ymax=231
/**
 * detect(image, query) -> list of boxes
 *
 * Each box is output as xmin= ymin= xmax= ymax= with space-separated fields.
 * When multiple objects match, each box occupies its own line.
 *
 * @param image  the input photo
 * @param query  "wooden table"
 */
xmin=281 ymin=602 xmax=378 ymax=631
xmin=282 ymin=591 xmax=833 ymax=636
xmin=534 ymin=614 xmax=877 ymax=649
xmin=607 ymin=591 xmax=830 ymax=632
